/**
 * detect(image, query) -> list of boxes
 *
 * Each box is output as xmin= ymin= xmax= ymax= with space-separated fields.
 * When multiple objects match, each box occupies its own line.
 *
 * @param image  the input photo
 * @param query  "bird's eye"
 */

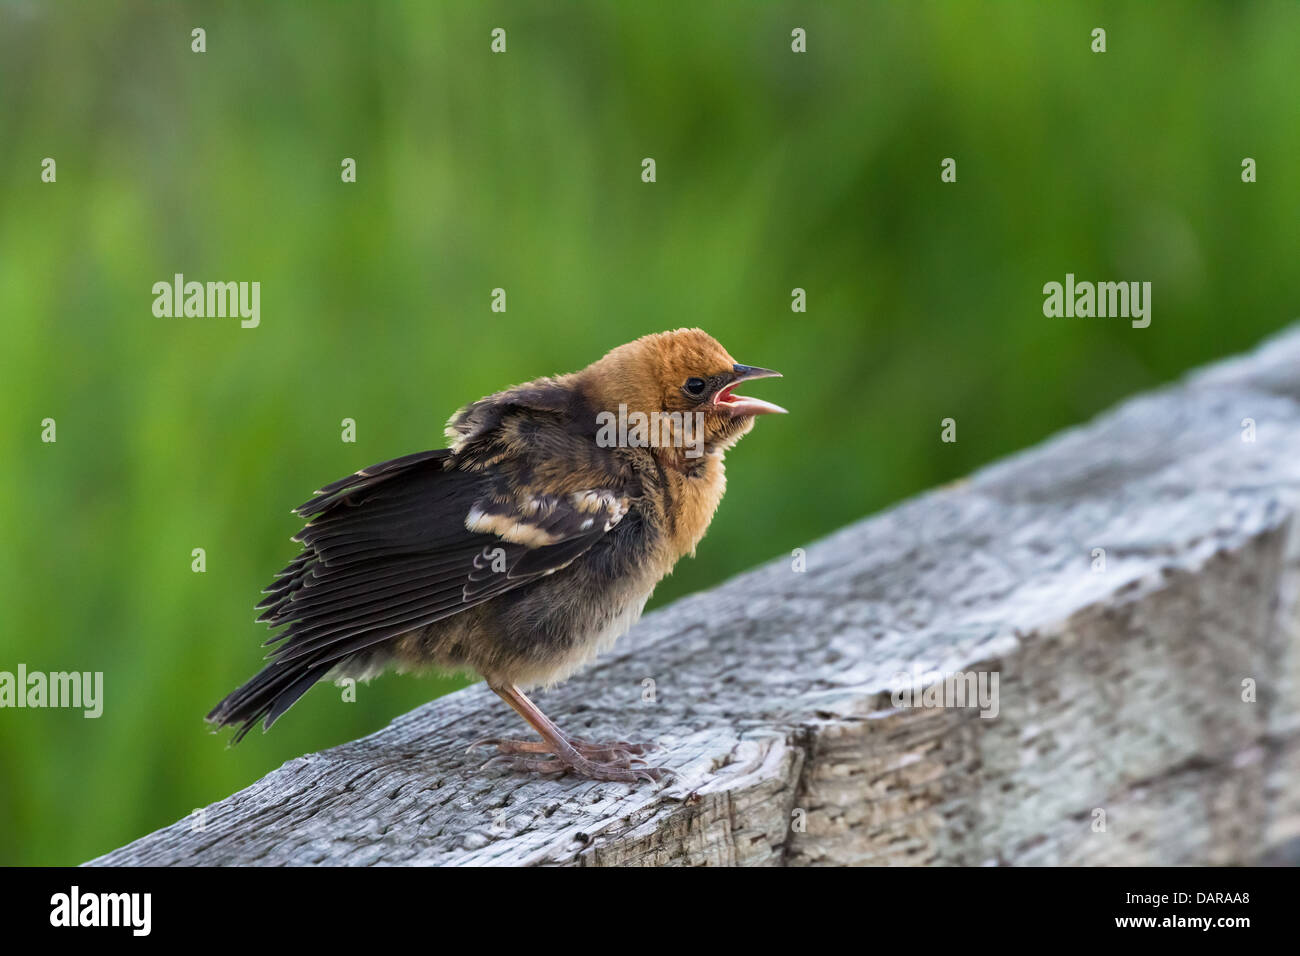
xmin=682 ymin=377 xmax=707 ymax=397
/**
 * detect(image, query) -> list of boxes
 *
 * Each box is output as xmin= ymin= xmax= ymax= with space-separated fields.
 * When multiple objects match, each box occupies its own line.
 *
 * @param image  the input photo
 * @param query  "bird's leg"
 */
xmin=469 ymin=682 xmax=666 ymax=783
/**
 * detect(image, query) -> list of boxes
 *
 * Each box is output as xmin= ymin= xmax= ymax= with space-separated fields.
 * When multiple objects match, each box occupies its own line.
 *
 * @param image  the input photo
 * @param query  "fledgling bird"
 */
xmin=206 ymin=328 xmax=785 ymax=781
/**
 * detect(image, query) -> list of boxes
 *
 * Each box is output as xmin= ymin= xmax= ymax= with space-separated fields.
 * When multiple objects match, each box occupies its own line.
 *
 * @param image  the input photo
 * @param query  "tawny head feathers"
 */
xmin=582 ymin=328 xmax=736 ymax=411
xmin=577 ymin=329 xmax=785 ymax=450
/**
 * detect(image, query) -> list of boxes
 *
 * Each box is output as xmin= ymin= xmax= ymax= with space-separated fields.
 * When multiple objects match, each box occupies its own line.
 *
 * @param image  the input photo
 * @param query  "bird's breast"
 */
xmin=656 ymin=452 xmax=729 ymax=563
xmin=490 ymin=560 xmax=656 ymax=689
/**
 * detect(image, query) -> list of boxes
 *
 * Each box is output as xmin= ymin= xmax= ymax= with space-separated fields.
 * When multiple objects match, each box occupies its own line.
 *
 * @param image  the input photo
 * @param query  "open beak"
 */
xmin=714 ymin=364 xmax=787 ymax=417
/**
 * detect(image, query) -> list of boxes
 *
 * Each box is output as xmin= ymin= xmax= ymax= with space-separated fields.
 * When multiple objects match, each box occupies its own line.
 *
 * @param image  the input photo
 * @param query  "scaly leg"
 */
xmin=469 ymin=682 xmax=666 ymax=783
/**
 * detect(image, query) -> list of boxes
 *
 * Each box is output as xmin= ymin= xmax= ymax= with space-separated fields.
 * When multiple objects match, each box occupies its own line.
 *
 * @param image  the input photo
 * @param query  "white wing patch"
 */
xmin=465 ymin=490 xmax=627 ymax=546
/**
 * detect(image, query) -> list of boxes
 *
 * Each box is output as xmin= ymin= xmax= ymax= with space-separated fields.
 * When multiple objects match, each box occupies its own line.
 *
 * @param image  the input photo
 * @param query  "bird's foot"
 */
xmin=566 ymin=735 xmax=658 ymax=758
xmin=468 ymin=736 xmax=668 ymax=783
xmin=467 ymin=735 xmax=657 ymax=761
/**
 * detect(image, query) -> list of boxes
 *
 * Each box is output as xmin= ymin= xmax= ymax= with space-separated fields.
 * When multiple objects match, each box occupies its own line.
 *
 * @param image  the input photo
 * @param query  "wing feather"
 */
xmin=208 ymin=438 xmax=631 ymax=741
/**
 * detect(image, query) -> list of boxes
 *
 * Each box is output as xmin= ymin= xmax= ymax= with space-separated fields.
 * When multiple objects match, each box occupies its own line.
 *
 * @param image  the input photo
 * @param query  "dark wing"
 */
xmin=206 ymin=447 xmax=629 ymax=741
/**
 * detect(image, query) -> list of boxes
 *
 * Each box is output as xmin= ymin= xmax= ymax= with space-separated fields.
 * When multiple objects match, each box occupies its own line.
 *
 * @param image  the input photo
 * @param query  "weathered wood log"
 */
xmin=89 ymin=326 xmax=1300 ymax=866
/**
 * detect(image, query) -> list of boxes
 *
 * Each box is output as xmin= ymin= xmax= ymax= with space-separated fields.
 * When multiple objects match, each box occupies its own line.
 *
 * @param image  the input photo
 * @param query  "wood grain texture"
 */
xmin=89 ymin=326 xmax=1300 ymax=866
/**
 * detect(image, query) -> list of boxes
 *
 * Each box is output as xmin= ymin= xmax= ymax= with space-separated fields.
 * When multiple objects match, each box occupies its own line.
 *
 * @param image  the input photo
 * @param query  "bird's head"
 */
xmin=579 ymin=328 xmax=786 ymax=457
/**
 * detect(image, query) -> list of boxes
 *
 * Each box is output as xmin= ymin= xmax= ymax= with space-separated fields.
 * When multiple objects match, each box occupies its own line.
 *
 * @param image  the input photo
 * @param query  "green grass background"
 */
xmin=1 ymin=1 xmax=1297 ymax=865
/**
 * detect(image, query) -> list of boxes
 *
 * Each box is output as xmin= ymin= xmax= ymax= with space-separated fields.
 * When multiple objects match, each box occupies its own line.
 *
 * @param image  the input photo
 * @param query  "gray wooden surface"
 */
xmin=89 ymin=326 xmax=1300 ymax=866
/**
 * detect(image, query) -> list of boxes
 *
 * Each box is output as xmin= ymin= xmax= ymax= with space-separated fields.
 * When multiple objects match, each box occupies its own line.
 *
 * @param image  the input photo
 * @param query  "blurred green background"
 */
xmin=1 ymin=0 xmax=1297 ymax=865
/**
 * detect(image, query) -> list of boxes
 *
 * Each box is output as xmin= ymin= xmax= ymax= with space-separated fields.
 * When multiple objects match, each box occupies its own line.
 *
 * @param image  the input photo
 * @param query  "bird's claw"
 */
xmin=476 ymin=748 xmax=671 ymax=783
xmin=467 ymin=732 xmax=669 ymax=783
xmin=565 ymin=736 xmax=659 ymax=756
xmin=466 ymin=736 xmax=520 ymax=754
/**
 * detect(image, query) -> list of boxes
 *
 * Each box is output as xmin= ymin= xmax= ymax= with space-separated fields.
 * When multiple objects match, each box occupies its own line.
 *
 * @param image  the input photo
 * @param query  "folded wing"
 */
xmin=207 ymin=448 xmax=629 ymax=741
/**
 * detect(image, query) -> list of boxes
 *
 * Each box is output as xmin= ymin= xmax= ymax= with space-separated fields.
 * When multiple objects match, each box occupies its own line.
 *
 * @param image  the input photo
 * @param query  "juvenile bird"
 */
xmin=206 ymin=328 xmax=785 ymax=781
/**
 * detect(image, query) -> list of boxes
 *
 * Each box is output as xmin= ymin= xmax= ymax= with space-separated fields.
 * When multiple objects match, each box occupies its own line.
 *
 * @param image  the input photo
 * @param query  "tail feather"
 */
xmin=206 ymin=659 xmax=334 ymax=743
xmin=209 ymin=448 xmax=458 ymax=743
